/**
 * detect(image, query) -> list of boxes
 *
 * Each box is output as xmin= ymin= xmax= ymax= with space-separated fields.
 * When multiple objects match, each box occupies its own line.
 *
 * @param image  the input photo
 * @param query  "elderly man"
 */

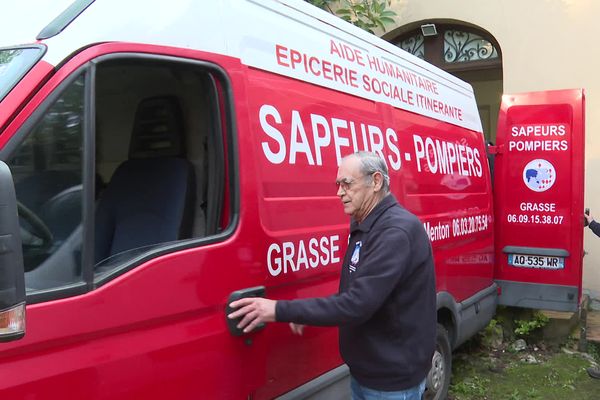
xmin=228 ymin=151 xmax=436 ymax=400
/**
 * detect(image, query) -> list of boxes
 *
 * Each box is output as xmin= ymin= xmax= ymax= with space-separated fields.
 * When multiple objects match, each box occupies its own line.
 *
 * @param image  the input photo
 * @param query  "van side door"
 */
xmin=493 ymin=89 xmax=585 ymax=311
xmin=0 ymin=44 xmax=259 ymax=399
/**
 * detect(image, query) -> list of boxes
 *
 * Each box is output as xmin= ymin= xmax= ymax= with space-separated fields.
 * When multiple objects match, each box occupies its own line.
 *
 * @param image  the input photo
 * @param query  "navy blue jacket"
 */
xmin=589 ymin=220 xmax=600 ymax=237
xmin=276 ymin=194 xmax=436 ymax=391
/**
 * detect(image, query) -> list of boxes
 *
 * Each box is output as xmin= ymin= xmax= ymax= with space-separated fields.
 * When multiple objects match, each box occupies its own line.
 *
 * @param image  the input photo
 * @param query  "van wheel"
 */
xmin=423 ymin=323 xmax=451 ymax=400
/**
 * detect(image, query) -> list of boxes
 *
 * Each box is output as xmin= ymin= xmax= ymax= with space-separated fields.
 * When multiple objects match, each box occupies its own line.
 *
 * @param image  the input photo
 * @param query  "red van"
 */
xmin=0 ymin=1 xmax=585 ymax=399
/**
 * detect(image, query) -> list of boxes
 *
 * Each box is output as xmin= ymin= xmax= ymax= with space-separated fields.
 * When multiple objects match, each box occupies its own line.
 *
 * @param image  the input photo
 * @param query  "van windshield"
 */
xmin=0 ymin=47 xmax=44 ymax=102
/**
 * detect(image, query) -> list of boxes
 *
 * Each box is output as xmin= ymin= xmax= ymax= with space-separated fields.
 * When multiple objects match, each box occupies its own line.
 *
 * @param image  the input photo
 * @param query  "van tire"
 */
xmin=423 ymin=323 xmax=451 ymax=400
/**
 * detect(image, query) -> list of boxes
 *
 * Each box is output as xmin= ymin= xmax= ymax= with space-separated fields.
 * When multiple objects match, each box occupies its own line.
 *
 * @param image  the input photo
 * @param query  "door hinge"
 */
xmin=487 ymin=144 xmax=504 ymax=155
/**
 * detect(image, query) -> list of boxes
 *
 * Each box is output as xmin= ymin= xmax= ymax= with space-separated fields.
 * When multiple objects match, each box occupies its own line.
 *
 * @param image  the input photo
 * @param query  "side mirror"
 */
xmin=0 ymin=161 xmax=26 ymax=342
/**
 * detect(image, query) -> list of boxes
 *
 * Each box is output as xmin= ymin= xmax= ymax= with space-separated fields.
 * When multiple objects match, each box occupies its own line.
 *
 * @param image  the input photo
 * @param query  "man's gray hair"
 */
xmin=351 ymin=151 xmax=391 ymax=193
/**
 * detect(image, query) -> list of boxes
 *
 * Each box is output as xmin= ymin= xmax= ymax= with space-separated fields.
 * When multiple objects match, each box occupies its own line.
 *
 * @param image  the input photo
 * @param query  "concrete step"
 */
xmin=541 ymin=310 xmax=579 ymax=342
xmin=585 ymin=310 xmax=600 ymax=343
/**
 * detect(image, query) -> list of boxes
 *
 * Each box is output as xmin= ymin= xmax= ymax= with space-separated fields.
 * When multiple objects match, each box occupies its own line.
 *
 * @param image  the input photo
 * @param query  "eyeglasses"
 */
xmin=335 ymin=177 xmax=358 ymax=191
xmin=336 ymin=174 xmax=371 ymax=191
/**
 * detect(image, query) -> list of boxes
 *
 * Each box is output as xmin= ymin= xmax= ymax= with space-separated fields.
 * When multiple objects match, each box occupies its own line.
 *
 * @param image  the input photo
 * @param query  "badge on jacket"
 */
xmin=349 ymin=241 xmax=362 ymax=273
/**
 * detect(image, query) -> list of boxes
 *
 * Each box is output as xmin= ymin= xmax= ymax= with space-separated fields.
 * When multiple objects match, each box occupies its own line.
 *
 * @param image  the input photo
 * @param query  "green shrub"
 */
xmin=514 ymin=311 xmax=549 ymax=337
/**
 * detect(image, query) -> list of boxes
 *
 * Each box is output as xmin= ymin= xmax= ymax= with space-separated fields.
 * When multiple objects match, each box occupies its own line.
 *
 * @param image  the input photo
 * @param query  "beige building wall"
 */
xmin=385 ymin=0 xmax=600 ymax=296
xmin=471 ymin=80 xmax=502 ymax=138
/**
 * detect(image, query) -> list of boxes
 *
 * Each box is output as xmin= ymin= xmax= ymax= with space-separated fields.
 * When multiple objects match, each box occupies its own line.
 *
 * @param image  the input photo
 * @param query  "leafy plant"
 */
xmin=304 ymin=0 xmax=397 ymax=34
xmin=514 ymin=311 xmax=549 ymax=337
xmin=480 ymin=318 xmax=504 ymax=348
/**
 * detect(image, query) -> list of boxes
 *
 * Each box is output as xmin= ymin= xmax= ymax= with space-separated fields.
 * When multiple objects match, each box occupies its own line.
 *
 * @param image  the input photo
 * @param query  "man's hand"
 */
xmin=585 ymin=212 xmax=594 ymax=225
xmin=228 ymin=297 xmax=277 ymax=333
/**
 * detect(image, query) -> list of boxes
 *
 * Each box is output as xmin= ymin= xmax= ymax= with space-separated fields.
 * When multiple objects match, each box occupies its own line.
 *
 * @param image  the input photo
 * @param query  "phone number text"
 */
xmin=506 ymin=214 xmax=564 ymax=225
xmin=452 ymin=214 xmax=489 ymax=237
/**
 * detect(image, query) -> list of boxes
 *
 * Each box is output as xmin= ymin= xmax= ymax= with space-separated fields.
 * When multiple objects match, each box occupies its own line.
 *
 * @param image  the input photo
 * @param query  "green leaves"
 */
xmin=305 ymin=0 xmax=397 ymax=34
xmin=514 ymin=312 xmax=549 ymax=337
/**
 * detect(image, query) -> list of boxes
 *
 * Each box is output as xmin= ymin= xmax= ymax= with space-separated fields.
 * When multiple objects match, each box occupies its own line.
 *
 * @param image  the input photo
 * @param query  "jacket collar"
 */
xmin=350 ymin=194 xmax=397 ymax=233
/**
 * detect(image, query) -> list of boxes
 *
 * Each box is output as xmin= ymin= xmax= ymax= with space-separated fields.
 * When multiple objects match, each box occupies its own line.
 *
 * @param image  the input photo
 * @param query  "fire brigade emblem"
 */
xmin=523 ymin=159 xmax=556 ymax=192
xmin=349 ymin=241 xmax=362 ymax=273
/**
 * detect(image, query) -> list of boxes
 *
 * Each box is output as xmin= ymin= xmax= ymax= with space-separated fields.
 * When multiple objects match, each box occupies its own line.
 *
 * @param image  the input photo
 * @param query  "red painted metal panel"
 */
xmin=494 ymin=89 xmax=585 ymax=299
xmin=245 ymin=65 xmax=494 ymax=307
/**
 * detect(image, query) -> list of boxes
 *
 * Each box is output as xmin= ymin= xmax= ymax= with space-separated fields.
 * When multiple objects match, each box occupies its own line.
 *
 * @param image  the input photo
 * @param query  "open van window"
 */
xmin=0 ymin=47 xmax=44 ymax=101
xmin=92 ymin=57 xmax=229 ymax=279
xmin=5 ymin=54 xmax=232 ymax=297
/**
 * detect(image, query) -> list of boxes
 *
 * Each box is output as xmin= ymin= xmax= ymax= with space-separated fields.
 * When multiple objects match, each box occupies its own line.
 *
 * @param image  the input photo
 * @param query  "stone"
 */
xmin=511 ymin=339 xmax=527 ymax=352
xmin=521 ymin=354 xmax=538 ymax=364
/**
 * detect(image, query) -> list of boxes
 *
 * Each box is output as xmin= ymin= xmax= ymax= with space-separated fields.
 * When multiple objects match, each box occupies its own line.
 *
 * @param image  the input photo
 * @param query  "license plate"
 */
xmin=507 ymin=253 xmax=564 ymax=270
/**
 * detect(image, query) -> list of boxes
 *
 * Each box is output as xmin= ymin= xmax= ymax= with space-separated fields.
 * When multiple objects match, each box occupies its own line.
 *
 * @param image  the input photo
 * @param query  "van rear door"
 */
xmin=493 ymin=89 xmax=585 ymax=312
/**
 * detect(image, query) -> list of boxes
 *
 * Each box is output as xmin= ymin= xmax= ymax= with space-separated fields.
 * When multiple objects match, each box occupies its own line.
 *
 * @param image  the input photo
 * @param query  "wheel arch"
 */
xmin=436 ymin=291 xmax=459 ymax=348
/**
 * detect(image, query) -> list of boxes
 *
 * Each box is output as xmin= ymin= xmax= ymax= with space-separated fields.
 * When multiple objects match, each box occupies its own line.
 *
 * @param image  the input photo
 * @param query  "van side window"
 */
xmin=92 ymin=58 xmax=228 ymax=278
xmin=8 ymin=75 xmax=85 ymax=291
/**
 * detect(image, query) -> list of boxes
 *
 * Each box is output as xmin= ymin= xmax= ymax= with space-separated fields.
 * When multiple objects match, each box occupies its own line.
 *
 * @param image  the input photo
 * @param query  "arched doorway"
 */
xmin=387 ymin=22 xmax=502 ymax=143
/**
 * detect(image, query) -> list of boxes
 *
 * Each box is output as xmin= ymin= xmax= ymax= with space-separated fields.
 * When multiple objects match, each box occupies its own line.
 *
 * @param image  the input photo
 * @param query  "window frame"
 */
xmin=393 ymin=24 xmax=502 ymax=73
xmin=89 ymin=53 xmax=239 ymax=288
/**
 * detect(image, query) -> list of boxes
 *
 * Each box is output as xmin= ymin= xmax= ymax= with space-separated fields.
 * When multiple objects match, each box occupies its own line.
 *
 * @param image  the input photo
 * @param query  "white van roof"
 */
xmin=0 ymin=1 xmax=74 ymax=48
xmin=1 ymin=0 xmax=482 ymax=132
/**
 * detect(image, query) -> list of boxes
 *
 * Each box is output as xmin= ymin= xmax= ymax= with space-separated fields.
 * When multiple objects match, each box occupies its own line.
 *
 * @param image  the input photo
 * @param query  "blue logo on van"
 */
xmin=523 ymin=159 xmax=556 ymax=192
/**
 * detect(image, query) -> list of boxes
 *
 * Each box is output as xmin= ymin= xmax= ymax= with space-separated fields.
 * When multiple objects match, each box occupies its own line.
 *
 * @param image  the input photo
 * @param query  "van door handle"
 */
xmin=225 ymin=286 xmax=266 ymax=336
